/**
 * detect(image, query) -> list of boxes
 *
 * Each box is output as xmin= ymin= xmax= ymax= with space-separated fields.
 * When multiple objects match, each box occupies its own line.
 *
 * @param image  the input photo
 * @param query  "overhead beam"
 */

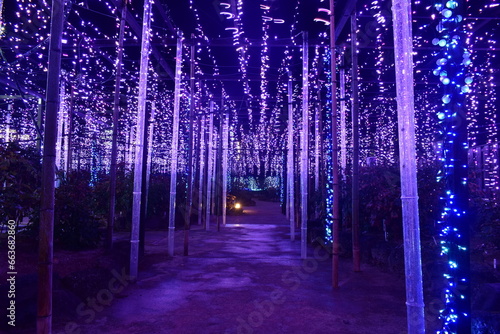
xmin=0 ymin=77 xmax=45 ymax=100
xmin=109 ymin=0 xmax=176 ymax=79
xmin=335 ymin=0 xmax=358 ymax=41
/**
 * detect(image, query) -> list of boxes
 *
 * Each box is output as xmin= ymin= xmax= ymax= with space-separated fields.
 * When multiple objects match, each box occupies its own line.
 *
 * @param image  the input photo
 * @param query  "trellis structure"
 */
xmin=1 ymin=0 xmax=499 ymax=333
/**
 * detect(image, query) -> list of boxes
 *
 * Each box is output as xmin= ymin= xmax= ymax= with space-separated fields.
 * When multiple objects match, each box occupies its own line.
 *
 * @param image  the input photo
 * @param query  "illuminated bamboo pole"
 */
xmin=5 ymin=104 xmax=11 ymax=142
xmin=340 ymin=64 xmax=347 ymax=173
xmin=351 ymin=12 xmax=361 ymax=273
xmin=65 ymin=86 xmax=74 ymax=172
xmin=168 ymin=34 xmax=184 ymax=257
xmin=205 ymin=105 xmax=214 ymax=230
xmin=300 ymin=31 xmax=309 ymax=259
xmin=37 ymin=0 xmax=64 ymax=331
xmin=391 ymin=0 xmax=425 ymax=332
xmin=314 ymin=99 xmax=320 ymax=193
xmin=55 ymin=83 xmax=65 ymax=171
xmin=62 ymin=96 xmax=70 ymax=172
xmin=107 ymin=0 xmax=127 ymax=249
xmin=184 ymin=38 xmax=196 ymax=256
xmin=37 ymin=98 xmax=43 ymax=153
xmin=222 ymin=113 xmax=229 ymax=225
xmin=198 ymin=115 xmax=206 ymax=225
xmin=144 ymin=102 xmax=155 ymax=218
xmin=287 ymin=73 xmax=295 ymax=240
xmin=329 ymin=0 xmax=341 ymax=288
xmin=129 ymin=0 xmax=152 ymax=280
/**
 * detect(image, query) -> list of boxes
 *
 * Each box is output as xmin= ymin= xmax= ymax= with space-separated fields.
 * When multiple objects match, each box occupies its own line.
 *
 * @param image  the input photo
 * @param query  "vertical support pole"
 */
xmin=139 ymin=105 xmax=151 ymax=256
xmin=55 ymin=83 xmax=65 ymax=171
xmin=168 ymin=34 xmax=184 ymax=257
xmin=222 ymin=113 xmax=229 ymax=225
xmin=351 ymin=12 xmax=361 ymax=273
xmin=340 ymin=60 xmax=347 ymax=173
xmin=205 ymin=106 xmax=214 ymax=230
xmin=391 ymin=0 xmax=425 ymax=332
xmin=108 ymin=0 xmax=127 ymax=249
xmin=198 ymin=115 xmax=206 ymax=226
xmin=5 ymin=104 xmax=11 ymax=143
xmin=37 ymin=98 xmax=43 ymax=153
xmin=65 ymin=87 xmax=74 ymax=172
xmin=37 ymin=0 xmax=64 ymax=332
xmin=314 ymin=98 xmax=320 ymax=193
xmin=140 ymin=102 xmax=155 ymax=254
xmin=329 ymin=0 xmax=341 ymax=288
xmin=184 ymin=37 xmax=196 ymax=256
xmin=300 ymin=31 xmax=309 ymax=259
xmin=129 ymin=0 xmax=152 ymax=280
xmin=287 ymin=73 xmax=295 ymax=241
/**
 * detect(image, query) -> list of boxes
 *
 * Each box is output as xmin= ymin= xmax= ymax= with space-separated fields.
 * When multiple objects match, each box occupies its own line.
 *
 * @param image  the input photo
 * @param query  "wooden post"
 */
xmin=107 ymin=0 xmax=127 ymax=250
xmin=37 ymin=0 xmax=64 ymax=332
xmin=129 ymin=0 xmax=152 ymax=280
xmin=351 ymin=11 xmax=361 ymax=273
xmin=168 ymin=34 xmax=183 ymax=256
xmin=300 ymin=31 xmax=309 ymax=259
xmin=329 ymin=0 xmax=341 ymax=288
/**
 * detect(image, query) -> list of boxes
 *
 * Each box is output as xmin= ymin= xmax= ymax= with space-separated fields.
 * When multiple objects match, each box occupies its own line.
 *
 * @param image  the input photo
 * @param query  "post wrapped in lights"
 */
xmin=37 ymin=0 xmax=65 ymax=331
xmin=205 ymin=104 xmax=214 ymax=230
xmin=287 ymin=72 xmax=295 ymax=241
xmin=130 ymin=0 xmax=153 ymax=280
xmin=391 ymin=0 xmax=425 ymax=332
xmin=168 ymin=34 xmax=184 ymax=257
xmin=222 ymin=112 xmax=229 ymax=226
xmin=432 ymin=0 xmax=471 ymax=332
xmin=300 ymin=31 xmax=309 ymax=259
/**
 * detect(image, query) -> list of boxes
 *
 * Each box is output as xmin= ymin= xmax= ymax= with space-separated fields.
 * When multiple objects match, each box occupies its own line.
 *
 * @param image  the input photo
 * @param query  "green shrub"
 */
xmin=54 ymin=171 xmax=101 ymax=250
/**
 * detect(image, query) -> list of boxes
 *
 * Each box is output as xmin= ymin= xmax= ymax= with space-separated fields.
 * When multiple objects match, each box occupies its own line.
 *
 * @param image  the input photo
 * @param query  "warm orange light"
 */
xmin=235 ymin=203 xmax=241 ymax=209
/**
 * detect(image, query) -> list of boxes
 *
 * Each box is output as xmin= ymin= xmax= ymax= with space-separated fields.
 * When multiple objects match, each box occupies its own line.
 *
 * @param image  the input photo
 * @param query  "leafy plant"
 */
xmin=54 ymin=171 xmax=101 ymax=250
xmin=0 ymin=143 xmax=41 ymax=230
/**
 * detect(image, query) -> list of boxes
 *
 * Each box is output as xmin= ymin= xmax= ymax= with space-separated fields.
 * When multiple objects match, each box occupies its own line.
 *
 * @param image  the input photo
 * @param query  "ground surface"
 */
xmin=3 ymin=200 xmax=411 ymax=334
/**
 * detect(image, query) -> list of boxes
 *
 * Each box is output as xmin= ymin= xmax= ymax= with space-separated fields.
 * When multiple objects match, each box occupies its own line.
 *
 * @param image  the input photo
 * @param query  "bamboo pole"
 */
xmin=300 ymin=31 xmax=309 ymax=259
xmin=287 ymin=73 xmax=295 ymax=241
xmin=197 ymin=115 xmax=206 ymax=226
xmin=5 ymin=104 xmax=11 ymax=143
xmin=55 ymin=83 xmax=65 ymax=171
xmin=351 ymin=12 xmax=361 ymax=273
xmin=205 ymin=107 xmax=214 ymax=230
xmin=129 ymin=0 xmax=152 ymax=280
xmin=144 ymin=102 xmax=155 ymax=216
xmin=391 ymin=0 xmax=425 ymax=332
xmin=329 ymin=0 xmax=341 ymax=288
xmin=340 ymin=63 xmax=347 ymax=173
xmin=168 ymin=34 xmax=184 ymax=257
xmin=314 ymin=99 xmax=320 ymax=193
xmin=37 ymin=0 xmax=64 ymax=332
xmin=107 ymin=0 xmax=127 ymax=249
xmin=140 ymin=104 xmax=154 ymax=256
xmin=37 ymin=98 xmax=43 ymax=153
xmin=64 ymin=85 xmax=74 ymax=173
xmin=184 ymin=37 xmax=196 ymax=256
xmin=222 ymin=113 xmax=229 ymax=226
